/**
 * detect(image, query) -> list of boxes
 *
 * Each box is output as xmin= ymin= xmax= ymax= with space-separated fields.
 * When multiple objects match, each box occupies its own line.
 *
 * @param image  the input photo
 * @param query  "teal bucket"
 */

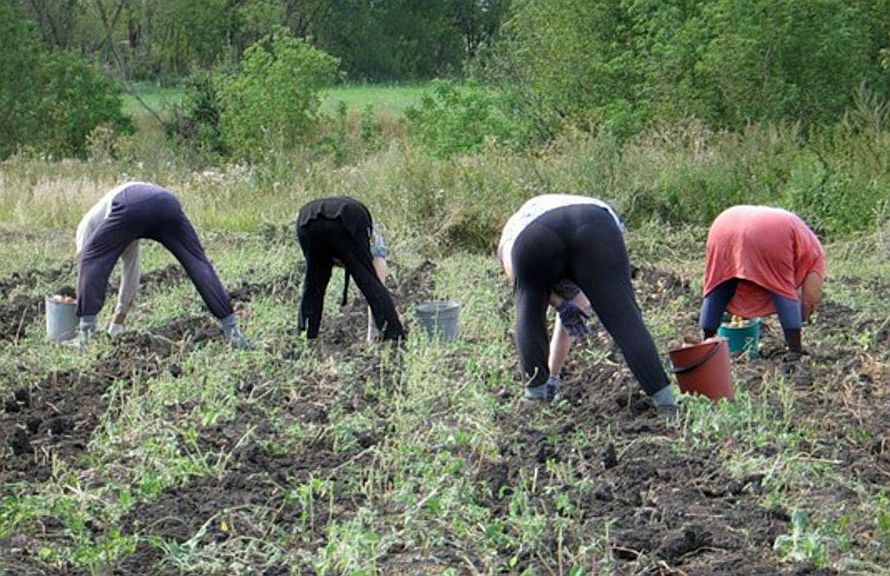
xmin=718 ymin=317 xmax=761 ymax=358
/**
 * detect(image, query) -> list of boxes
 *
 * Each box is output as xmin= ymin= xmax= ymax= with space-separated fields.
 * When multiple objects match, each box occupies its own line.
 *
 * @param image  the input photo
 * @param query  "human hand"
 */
xmin=556 ymin=300 xmax=590 ymax=339
xmin=107 ymin=322 xmax=124 ymax=337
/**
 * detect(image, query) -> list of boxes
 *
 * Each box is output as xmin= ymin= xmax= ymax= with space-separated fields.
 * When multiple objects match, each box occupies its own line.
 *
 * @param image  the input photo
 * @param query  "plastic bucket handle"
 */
xmin=670 ymin=340 xmax=723 ymax=375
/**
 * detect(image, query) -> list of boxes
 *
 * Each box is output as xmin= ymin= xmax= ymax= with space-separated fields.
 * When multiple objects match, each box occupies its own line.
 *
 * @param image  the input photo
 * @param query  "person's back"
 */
xmin=295 ymin=196 xmax=404 ymax=342
xmin=71 ymin=182 xmax=248 ymax=348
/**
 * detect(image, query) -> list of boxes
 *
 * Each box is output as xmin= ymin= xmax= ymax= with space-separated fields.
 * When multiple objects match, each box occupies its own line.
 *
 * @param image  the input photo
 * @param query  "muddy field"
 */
xmin=1 ymin=248 xmax=889 ymax=575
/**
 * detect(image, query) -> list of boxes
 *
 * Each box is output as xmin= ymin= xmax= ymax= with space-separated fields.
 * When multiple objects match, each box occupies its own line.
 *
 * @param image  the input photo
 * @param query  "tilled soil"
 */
xmin=1 ymin=262 xmax=887 ymax=575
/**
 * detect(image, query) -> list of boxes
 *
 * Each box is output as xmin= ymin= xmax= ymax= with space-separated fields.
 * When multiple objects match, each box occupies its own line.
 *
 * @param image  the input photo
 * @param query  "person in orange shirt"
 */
xmin=701 ymin=206 xmax=825 ymax=357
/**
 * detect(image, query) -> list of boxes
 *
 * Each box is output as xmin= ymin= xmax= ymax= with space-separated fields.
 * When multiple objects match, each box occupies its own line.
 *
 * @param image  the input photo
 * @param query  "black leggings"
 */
xmin=511 ymin=204 xmax=669 ymax=395
xmin=77 ymin=184 xmax=233 ymax=320
xmin=296 ymin=216 xmax=404 ymax=340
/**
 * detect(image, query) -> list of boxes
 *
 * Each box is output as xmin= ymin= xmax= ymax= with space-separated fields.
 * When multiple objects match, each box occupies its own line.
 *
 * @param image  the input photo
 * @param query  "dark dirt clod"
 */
xmin=10 ymin=428 xmax=31 ymax=456
xmin=14 ymin=387 xmax=31 ymax=405
xmin=46 ymin=416 xmax=72 ymax=435
xmin=601 ymin=442 xmax=618 ymax=469
xmin=658 ymin=524 xmax=713 ymax=561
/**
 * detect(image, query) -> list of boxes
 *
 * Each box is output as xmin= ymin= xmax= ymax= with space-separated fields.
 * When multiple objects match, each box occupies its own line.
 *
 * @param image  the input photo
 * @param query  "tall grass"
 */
xmin=2 ymin=119 xmax=888 ymax=254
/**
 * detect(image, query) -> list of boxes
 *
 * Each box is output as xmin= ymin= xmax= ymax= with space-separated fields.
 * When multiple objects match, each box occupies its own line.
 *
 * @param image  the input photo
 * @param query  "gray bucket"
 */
xmin=45 ymin=296 xmax=78 ymax=342
xmin=415 ymin=300 xmax=460 ymax=342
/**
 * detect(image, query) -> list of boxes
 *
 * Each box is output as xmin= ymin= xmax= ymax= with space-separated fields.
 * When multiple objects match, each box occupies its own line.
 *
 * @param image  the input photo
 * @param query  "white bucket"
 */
xmin=415 ymin=300 xmax=460 ymax=342
xmin=45 ymin=297 xmax=78 ymax=342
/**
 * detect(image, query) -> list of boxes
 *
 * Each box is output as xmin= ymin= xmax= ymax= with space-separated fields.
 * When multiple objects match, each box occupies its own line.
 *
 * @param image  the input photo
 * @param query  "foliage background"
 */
xmin=1 ymin=0 xmax=890 ymax=238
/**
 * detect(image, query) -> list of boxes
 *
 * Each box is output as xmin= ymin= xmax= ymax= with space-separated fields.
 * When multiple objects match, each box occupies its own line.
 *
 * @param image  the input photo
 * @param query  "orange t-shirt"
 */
xmin=703 ymin=206 xmax=825 ymax=318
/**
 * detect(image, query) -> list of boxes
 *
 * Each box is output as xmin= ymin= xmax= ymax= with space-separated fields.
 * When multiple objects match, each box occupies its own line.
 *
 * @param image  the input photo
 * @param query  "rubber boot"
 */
xmin=784 ymin=329 xmax=802 ymax=354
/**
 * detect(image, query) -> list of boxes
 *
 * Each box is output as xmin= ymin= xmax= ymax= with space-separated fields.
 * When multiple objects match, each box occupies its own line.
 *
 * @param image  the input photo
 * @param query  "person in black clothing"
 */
xmin=296 ymin=196 xmax=405 ymax=341
xmin=499 ymin=194 xmax=676 ymax=410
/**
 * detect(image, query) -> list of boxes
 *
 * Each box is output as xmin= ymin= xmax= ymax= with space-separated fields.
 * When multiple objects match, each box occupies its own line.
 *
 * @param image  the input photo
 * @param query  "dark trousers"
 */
xmin=76 ymin=184 xmax=234 ymax=320
xmin=512 ymin=204 xmax=669 ymax=394
xmin=296 ymin=217 xmax=404 ymax=340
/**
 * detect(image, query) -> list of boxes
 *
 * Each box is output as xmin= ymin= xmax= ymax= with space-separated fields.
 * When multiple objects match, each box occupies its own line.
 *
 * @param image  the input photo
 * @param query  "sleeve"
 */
xmin=370 ymin=225 xmax=387 ymax=259
xmin=75 ymin=209 xmax=102 ymax=256
xmin=795 ymin=222 xmax=826 ymax=279
xmin=114 ymin=241 xmax=141 ymax=315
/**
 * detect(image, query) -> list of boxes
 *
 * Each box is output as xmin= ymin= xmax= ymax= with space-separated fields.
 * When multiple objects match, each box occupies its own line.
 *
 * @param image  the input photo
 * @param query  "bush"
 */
xmin=167 ymin=69 xmax=228 ymax=158
xmin=41 ymin=52 xmax=133 ymax=158
xmin=405 ymin=80 xmax=531 ymax=157
xmin=219 ymin=28 xmax=339 ymax=162
xmin=485 ymin=0 xmax=887 ymax=136
xmin=0 ymin=1 xmax=131 ymax=159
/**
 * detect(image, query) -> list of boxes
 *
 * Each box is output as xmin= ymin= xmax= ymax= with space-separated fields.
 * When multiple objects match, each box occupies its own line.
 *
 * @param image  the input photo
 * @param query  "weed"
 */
xmin=774 ymin=509 xmax=830 ymax=567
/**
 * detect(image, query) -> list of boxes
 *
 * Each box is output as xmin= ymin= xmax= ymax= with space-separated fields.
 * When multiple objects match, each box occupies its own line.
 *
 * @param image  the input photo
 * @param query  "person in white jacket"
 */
xmin=74 ymin=182 xmax=248 ymax=347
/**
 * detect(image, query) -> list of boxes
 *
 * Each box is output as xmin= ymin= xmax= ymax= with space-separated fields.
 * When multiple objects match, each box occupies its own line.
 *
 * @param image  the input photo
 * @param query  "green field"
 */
xmin=120 ymin=84 xmax=184 ymax=118
xmin=121 ymin=83 xmax=425 ymax=122
xmin=2 ymin=81 xmax=890 ymax=575
xmin=1 ymin=171 xmax=890 ymax=574
xmin=319 ymin=84 xmax=425 ymax=116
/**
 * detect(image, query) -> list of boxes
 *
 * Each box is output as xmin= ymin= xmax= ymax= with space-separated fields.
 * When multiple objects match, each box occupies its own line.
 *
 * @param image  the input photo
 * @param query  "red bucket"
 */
xmin=668 ymin=337 xmax=734 ymax=401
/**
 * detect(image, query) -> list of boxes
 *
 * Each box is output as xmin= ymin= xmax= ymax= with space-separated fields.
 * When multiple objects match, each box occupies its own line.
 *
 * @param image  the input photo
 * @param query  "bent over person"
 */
xmin=498 ymin=194 xmax=677 ymax=409
xmin=74 ymin=182 xmax=249 ymax=347
xmin=296 ymin=196 xmax=404 ymax=341
xmin=701 ymin=205 xmax=825 ymax=357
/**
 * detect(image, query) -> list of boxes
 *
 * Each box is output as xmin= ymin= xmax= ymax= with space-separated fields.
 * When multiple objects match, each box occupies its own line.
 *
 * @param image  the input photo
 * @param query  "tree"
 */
xmin=0 ymin=0 xmax=132 ymax=159
xmin=484 ymin=0 xmax=888 ymax=136
xmin=218 ymin=28 xmax=339 ymax=161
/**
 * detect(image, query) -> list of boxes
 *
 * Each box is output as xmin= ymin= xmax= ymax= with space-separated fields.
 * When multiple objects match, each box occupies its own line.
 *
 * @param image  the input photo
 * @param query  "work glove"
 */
xmin=545 ymin=375 xmax=562 ymax=400
xmin=107 ymin=322 xmax=125 ymax=337
xmin=556 ymin=300 xmax=591 ymax=339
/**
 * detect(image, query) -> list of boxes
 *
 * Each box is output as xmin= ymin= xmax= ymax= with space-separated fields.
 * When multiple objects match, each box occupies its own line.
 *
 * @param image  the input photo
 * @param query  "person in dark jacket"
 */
xmin=498 ymin=194 xmax=676 ymax=410
xmin=296 ymin=196 xmax=404 ymax=341
xmin=73 ymin=182 xmax=249 ymax=348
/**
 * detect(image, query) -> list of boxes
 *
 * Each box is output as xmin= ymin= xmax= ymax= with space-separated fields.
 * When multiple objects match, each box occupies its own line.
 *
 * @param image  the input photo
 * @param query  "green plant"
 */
xmin=406 ymin=80 xmax=530 ymax=157
xmin=0 ymin=2 xmax=132 ymax=159
xmin=774 ymin=509 xmax=829 ymax=567
xmin=219 ymin=27 xmax=339 ymax=162
xmin=167 ymin=69 xmax=228 ymax=158
xmin=875 ymin=493 xmax=890 ymax=545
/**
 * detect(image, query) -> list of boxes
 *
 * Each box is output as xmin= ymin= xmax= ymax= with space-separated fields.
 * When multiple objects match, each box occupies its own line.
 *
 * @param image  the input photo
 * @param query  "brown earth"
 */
xmin=2 ymin=262 xmax=887 ymax=575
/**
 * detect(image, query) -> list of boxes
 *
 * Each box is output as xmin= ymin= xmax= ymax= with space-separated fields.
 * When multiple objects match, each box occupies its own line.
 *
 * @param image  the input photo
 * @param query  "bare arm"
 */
xmin=114 ymin=241 xmax=141 ymax=324
xmin=548 ymin=292 xmax=591 ymax=376
xmin=800 ymin=271 xmax=823 ymax=322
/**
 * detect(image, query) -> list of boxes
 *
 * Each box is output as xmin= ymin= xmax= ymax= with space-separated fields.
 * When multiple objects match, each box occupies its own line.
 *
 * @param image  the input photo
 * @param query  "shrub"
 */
xmin=218 ymin=28 xmax=339 ymax=162
xmin=485 ymin=0 xmax=886 ymax=136
xmin=41 ymin=52 xmax=133 ymax=158
xmin=405 ymin=80 xmax=531 ymax=158
xmin=0 ymin=1 xmax=131 ymax=159
xmin=167 ymin=69 xmax=228 ymax=158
